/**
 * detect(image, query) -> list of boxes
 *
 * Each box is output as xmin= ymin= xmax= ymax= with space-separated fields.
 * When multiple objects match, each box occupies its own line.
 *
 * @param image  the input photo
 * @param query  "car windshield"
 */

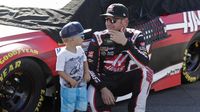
xmin=0 ymin=0 xmax=71 ymax=9
xmin=0 ymin=0 xmax=77 ymax=43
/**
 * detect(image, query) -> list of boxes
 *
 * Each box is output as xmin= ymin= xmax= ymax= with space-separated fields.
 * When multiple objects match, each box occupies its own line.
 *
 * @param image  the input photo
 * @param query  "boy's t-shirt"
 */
xmin=56 ymin=46 xmax=87 ymax=87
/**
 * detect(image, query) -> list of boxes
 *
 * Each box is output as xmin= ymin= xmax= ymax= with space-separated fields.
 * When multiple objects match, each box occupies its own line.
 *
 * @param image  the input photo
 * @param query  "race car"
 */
xmin=0 ymin=0 xmax=200 ymax=112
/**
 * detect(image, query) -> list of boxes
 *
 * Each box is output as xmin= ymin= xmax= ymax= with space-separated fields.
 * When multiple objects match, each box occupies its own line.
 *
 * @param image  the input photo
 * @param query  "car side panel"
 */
xmin=0 ymin=31 xmax=59 ymax=78
xmin=149 ymin=10 xmax=200 ymax=91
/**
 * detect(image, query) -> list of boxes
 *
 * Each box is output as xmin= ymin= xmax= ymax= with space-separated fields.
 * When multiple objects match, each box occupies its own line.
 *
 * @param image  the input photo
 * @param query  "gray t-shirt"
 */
xmin=56 ymin=46 xmax=87 ymax=87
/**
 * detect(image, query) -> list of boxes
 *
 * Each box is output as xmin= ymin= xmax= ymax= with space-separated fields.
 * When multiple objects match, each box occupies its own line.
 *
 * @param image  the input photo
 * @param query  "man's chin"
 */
xmin=107 ymin=27 xmax=121 ymax=31
xmin=106 ymin=26 xmax=113 ymax=30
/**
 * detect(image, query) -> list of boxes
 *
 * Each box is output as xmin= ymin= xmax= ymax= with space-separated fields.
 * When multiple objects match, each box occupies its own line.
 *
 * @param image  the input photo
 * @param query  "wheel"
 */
xmin=182 ymin=32 xmax=200 ymax=83
xmin=0 ymin=58 xmax=46 ymax=112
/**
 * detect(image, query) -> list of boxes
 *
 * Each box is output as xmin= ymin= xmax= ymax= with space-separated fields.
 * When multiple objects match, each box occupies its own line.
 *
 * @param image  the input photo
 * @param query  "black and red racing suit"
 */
xmin=87 ymin=28 xmax=153 ymax=112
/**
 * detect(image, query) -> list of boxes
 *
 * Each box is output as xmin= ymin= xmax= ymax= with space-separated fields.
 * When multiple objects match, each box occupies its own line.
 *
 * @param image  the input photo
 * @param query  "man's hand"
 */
xmin=108 ymin=29 xmax=127 ymax=46
xmin=100 ymin=87 xmax=115 ymax=105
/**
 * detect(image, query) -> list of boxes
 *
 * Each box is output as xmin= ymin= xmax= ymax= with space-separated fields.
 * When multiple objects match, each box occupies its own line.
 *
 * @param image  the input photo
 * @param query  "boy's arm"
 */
xmin=57 ymin=71 xmax=77 ymax=87
xmin=83 ymin=61 xmax=91 ymax=82
xmin=56 ymin=52 xmax=77 ymax=87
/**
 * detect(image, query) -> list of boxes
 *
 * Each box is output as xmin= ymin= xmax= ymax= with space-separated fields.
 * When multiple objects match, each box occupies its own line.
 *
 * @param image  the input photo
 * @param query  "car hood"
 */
xmin=0 ymin=25 xmax=41 ymax=47
xmin=0 ymin=25 xmax=36 ymax=38
xmin=1 ymin=0 xmax=71 ymax=9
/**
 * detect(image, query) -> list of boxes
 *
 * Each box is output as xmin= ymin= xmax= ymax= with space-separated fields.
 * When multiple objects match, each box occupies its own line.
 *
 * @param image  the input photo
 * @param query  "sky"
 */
xmin=0 ymin=0 xmax=71 ymax=9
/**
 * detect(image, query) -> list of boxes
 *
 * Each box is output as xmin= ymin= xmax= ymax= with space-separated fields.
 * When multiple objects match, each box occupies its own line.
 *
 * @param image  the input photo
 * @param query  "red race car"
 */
xmin=0 ymin=0 xmax=200 ymax=111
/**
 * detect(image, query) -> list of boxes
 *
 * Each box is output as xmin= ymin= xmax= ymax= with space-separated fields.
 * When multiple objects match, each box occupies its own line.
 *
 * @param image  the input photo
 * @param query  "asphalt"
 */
xmin=2 ymin=81 xmax=200 ymax=112
xmin=112 ymin=81 xmax=200 ymax=112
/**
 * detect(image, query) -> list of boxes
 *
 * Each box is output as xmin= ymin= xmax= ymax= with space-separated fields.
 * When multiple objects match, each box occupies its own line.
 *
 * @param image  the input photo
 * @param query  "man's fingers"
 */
xmin=120 ymin=27 xmax=125 ymax=32
xmin=110 ymin=99 xmax=115 ymax=105
xmin=106 ymin=98 xmax=113 ymax=105
xmin=101 ymin=87 xmax=115 ymax=105
xmin=103 ymin=97 xmax=109 ymax=105
xmin=110 ymin=37 xmax=114 ymax=41
xmin=107 ymin=31 xmax=115 ymax=36
xmin=107 ymin=99 xmax=111 ymax=105
xmin=108 ymin=98 xmax=115 ymax=105
xmin=108 ymin=29 xmax=116 ymax=33
xmin=102 ymin=96 xmax=115 ymax=105
xmin=108 ymin=30 xmax=119 ymax=35
xmin=108 ymin=95 xmax=115 ymax=105
xmin=103 ymin=99 xmax=107 ymax=104
xmin=110 ymin=95 xmax=115 ymax=104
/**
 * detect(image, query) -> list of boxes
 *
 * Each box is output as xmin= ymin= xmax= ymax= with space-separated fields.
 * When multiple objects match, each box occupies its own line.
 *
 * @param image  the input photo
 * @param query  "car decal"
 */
xmin=153 ymin=63 xmax=182 ymax=83
xmin=166 ymin=11 xmax=200 ymax=33
xmin=0 ymin=60 xmax=21 ymax=82
xmin=34 ymin=89 xmax=45 ymax=112
xmin=0 ymin=49 xmax=39 ymax=65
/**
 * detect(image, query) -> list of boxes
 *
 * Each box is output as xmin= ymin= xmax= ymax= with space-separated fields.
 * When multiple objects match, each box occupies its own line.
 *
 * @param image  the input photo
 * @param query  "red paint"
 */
xmin=152 ymin=73 xmax=181 ymax=91
xmin=1 ymin=10 xmax=200 ymax=93
xmin=0 ymin=31 xmax=59 ymax=76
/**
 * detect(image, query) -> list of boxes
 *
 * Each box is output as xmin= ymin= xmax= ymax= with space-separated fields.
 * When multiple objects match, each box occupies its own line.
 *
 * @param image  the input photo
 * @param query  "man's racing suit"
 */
xmin=87 ymin=28 xmax=153 ymax=112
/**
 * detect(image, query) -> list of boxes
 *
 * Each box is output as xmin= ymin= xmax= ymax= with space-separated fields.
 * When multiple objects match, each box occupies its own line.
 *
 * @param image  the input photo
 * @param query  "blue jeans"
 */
xmin=60 ymin=85 xmax=88 ymax=112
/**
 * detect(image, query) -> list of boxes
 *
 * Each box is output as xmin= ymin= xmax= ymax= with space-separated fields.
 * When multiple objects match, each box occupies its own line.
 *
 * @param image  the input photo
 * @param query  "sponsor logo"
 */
xmin=104 ymin=54 xmax=128 ymax=72
xmin=107 ymin=51 xmax=114 ymax=56
xmin=0 ymin=49 xmax=39 ymax=65
xmin=166 ymin=11 xmax=200 ymax=33
xmin=88 ymin=59 xmax=94 ymax=63
xmin=104 ymin=65 xmax=126 ymax=72
xmin=35 ymin=89 xmax=46 ymax=112
xmin=0 ymin=60 xmax=21 ymax=82
xmin=89 ymin=71 xmax=101 ymax=83
xmin=182 ymin=49 xmax=198 ymax=82
xmin=88 ymin=51 xmax=94 ymax=58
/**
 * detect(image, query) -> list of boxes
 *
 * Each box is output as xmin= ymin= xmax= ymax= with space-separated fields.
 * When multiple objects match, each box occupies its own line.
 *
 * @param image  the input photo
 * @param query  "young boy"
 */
xmin=56 ymin=21 xmax=91 ymax=112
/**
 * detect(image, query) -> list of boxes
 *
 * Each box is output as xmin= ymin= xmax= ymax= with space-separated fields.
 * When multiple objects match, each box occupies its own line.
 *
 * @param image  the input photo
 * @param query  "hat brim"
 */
xmin=83 ymin=29 xmax=92 ymax=33
xmin=61 ymin=29 xmax=92 ymax=38
xmin=100 ymin=13 xmax=114 ymax=17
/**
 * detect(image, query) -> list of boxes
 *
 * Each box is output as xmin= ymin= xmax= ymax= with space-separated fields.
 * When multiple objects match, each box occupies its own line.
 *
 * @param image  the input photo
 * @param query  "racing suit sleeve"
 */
xmin=87 ymin=38 xmax=106 ymax=90
xmin=124 ymin=33 xmax=149 ymax=68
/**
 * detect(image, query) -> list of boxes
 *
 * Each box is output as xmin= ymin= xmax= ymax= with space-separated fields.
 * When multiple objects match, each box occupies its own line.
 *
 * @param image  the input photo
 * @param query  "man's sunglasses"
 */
xmin=105 ymin=17 xmax=123 ymax=24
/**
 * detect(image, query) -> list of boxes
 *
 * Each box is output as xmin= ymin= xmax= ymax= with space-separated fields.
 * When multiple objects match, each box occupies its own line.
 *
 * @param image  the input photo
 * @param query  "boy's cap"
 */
xmin=59 ymin=21 xmax=90 ymax=38
xmin=101 ymin=3 xmax=128 ymax=18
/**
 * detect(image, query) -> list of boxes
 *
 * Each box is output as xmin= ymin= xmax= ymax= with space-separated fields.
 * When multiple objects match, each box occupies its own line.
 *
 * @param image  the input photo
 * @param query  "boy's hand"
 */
xmin=68 ymin=79 xmax=78 ymax=88
xmin=84 ymin=73 xmax=91 ymax=82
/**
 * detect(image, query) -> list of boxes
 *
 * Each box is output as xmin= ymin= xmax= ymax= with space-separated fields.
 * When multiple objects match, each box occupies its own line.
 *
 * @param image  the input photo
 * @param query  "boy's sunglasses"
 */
xmin=105 ymin=17 xmax=123 ymax=24
xmin=80 ymin=34 xmax=85 ymax=40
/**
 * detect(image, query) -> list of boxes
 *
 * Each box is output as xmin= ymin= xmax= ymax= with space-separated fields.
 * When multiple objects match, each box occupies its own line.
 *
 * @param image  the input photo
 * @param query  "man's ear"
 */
xmin=123 ymin=18 xmax=129 ymax=27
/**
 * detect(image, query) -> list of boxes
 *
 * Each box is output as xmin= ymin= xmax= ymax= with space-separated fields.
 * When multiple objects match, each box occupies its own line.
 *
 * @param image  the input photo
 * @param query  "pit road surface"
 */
xmin=112 ymin=81 xmax=200 ymax=112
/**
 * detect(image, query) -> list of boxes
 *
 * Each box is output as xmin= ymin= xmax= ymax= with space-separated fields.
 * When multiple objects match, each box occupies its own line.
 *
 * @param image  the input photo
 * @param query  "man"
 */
xmin=87 ymin=3 xmax=153 ymax=112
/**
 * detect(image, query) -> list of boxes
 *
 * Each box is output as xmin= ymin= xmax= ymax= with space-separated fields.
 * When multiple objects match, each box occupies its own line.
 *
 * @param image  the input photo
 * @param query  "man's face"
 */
xmin=105 ymin=16 xmax=128 ymax=31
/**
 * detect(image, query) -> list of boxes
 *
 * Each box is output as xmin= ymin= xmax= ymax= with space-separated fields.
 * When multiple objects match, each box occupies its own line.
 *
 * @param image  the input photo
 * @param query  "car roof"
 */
xmin=0 ymin=0 xmax=71 ymax=9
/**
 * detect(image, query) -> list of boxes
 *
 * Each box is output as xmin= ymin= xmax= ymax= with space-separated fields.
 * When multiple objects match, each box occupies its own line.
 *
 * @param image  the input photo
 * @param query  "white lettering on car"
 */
xmin=165 ymin=11 xmax=200 ymax=33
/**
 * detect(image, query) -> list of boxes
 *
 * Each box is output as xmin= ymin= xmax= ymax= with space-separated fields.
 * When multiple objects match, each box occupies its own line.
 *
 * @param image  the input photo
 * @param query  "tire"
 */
xmin=182 ymin=32 xmax=200 ymax=83
xmin=0 ymin=58 xmax=46 ymax=112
